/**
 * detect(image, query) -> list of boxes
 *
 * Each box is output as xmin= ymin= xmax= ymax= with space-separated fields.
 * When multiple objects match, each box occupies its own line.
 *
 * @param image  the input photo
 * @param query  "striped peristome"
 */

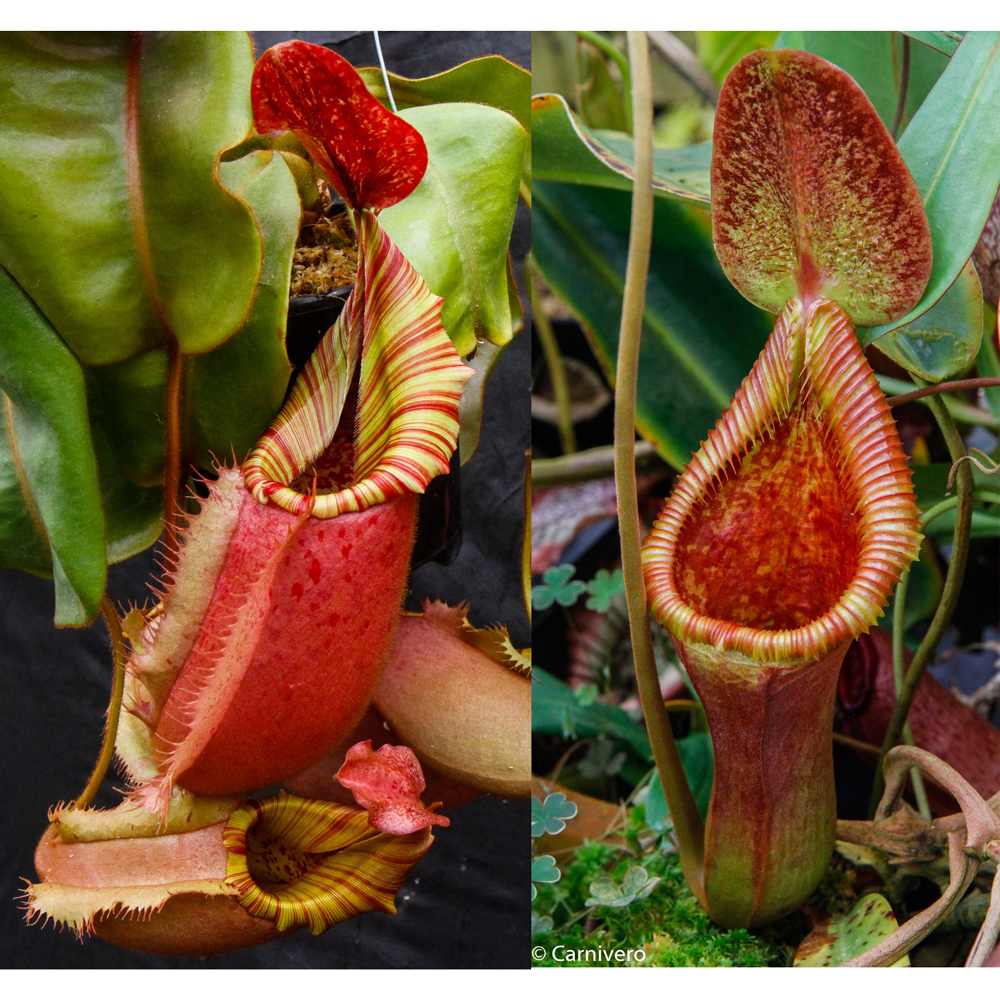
xmin=223 ymin=791 xmax=433 ymax=935
xmin=642 ymin=297 xmax=922 ymax=663
xmin=243 ymin=208 xmax=473 ymax=518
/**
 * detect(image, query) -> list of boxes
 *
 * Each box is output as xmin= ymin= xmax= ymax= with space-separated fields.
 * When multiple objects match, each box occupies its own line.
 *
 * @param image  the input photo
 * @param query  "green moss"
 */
xmin=531 ymin=832 xmax=785 ymax=967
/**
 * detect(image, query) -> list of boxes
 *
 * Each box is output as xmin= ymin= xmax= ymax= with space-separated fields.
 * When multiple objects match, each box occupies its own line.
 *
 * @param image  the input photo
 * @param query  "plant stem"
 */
xmin=528 ymin=257 xmax=576 ymax=456
xmin=877 ymin=374 xmax=998 ymax=428
xmin=75 ymin=597 xmax=127 ymax=810
xmin=576 ymin=31 xmax=633 ymax=133
xmin=891 ymin=33 xmax=911 ymax=141
xmin=889 ymin=563 xmax=932 ymax=817
xmin=870 ymin=389 xmax=975 ymax=817
xmin=885 ymin=376 xmax=1000 ymax=408
xmin=532 ymin=439 xmax=665 ymax=487
xmin=615 ymin=30 xmax=705 ymax=905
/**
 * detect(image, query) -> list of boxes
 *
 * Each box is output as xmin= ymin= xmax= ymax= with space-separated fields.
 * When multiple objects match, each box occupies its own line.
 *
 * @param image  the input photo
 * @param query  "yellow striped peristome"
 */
xmin=243 ymin=209 xmax=474 ymax=518
xmin=25 ymin=788 xmax=434 ymax=954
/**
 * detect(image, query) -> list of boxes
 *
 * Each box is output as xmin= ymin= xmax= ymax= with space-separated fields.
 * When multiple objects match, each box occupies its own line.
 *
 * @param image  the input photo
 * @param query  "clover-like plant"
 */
xmin=585 ymin=866 xmax=660 ymax=908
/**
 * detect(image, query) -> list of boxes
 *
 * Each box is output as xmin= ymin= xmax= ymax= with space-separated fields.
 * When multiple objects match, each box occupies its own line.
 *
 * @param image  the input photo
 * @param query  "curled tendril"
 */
xmin=844 ymin=746 xmax=1000 ymax=967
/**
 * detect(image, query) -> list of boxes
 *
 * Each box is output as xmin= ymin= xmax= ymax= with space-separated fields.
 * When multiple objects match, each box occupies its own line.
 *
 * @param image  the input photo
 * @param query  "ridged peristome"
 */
xmin=243 ymin=208 xmax=473 ymax=519
xmin=643 ymin=297 xmax=921 ymax=663
xmin=25 ymin=788 xmax=434 ymax=949
xmin=223 ymin=791 xmax=433 ymax=935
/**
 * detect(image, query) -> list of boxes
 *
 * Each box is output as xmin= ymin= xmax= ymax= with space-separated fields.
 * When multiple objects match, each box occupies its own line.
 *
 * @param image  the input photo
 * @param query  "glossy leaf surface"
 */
xmin=0 ymin=272 xmax=160 ymax=624
xmin=532 ymin=180 xmax=771 ymax=469
xmin=379 ymin=104 xmax=526 ymax=356
xmin=532 ymin=94 xmax=711 ymax=203
xmin=875 ymin=261 xmax=983 ymax=381
xmin=0 ymin=32 xmax=264 ymax=365
xmin=252 ymin=40 xmax=426 ymax=211
xmin=712 ymin=49 xmax=931 ymax=325
xmin=88 ymin=149 xmax=300 ymax=486
xmin=903 ymin=31 xmax=965 ymax=56
xmin=358 ymin=55 xmax=531 ymax=201
xmin=863 ymin=32 xmax=1000 ymax=344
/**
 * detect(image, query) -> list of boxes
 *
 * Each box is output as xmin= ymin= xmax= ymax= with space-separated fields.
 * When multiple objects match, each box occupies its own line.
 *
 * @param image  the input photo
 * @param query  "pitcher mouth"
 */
xmin=243 ymin=209 xmax=473 ymax=521
xmin=642 ymin=297 xmax=921 ymax=664
xmin=223 ymin=790 xmax=433 ymax=934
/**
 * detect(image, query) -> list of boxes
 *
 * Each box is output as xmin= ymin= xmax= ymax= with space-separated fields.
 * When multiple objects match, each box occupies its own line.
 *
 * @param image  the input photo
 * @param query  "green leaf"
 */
xmin=0 ymin=266 xmax=106 ymax=625
xmin=585 ymin=866 xmax=660 ymax=908
xmin=379 ymin=104 xmax=525 ymax=357
xmin=358 ymin=56 xmax=531 ymax=203
xmin=645 ymin=730 xmax=714 ymax=828
xmin=903 ymin=31 xmax=965 ymax=56
xmin=532 ymin=180 xmax=772 ymax=469
xmin=794 ymin=893 xmax=909 ymax=966
xmin=86 ymin=148 xmax=300 ymax=487
xmin=531 ymin=792 xmax=579 ymax=837
xmin=186 ymin=149 xmax=297 ymax=467
xmin=531 ymin=854 xmax=561 ymax=898
xmin=0 ymin=31 xmax=264 ymax=365
xmin=584 ymin=568 xmax=625 ymax=612
xmin=875 ymin=261 xmax=984 ymax=381
xmin=531 ymin=667 xmax=653 ymax=761
xmin=863 ymin=32 xmax=1000 ymax=345
xmin=696 ymin=31 xmax=780 ymax=82
xmin=532 ymin=94 xmax=711 ymax=203
xmin=532 ymin=563 xmax=586 ymax=610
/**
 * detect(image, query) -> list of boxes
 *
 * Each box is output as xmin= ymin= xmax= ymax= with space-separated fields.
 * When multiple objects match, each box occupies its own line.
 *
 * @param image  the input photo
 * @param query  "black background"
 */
xmin=0 ymin=30 xmax=530 ymax=969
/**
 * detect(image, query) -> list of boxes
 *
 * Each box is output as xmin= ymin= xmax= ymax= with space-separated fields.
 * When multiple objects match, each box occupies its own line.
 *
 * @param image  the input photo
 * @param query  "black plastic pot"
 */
xmin=287 ymin=289 xmax=462 ymax=570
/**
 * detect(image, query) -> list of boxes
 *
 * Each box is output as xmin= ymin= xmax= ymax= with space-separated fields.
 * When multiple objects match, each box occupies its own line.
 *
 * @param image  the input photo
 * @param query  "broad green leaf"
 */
xmin=358 ymin=56 xmax=531 ymax=203
xmin=0 ymin=266 xmax=106 ymax=625
xmin=863 ymin=32 xmax=1000 ymax=345
xmin=875 ymin=261 xmax=984 ymax=381
xmin=533 ymin=180 xmax=772 ymax=469
xmin=187 ymin=150 xmax=297 ymax=467
xmin=88 ymin=150 xmax=300 ymax=487
xmin=0 ymin=268 xmax=161 ymax=621
xmin=795 ymin=893 xmax=909 ymax=966
xmin=531 ymin=666 xmax=653 ymax=761
xmin=0 ymin=31 xmax=264 ymax=364
xmin=532 ymin=93 xmax=711 ymax=203
xmin=904 ymin=31 xmax=965 ymax=56
xmin=697 ymin=31 xmax=780 ymax=82
xmin=379 ymin=104 xmax=526 ymax=357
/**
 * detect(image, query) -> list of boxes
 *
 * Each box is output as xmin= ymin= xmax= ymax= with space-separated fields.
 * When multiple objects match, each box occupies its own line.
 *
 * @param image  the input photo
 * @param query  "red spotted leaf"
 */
xmin=251 ymin=41 xmax=427 ymax=211
xmin=338 ymin=741 xmax=450 ymax=834
xmin=711 ymin=49 xmax=931 ymax=325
